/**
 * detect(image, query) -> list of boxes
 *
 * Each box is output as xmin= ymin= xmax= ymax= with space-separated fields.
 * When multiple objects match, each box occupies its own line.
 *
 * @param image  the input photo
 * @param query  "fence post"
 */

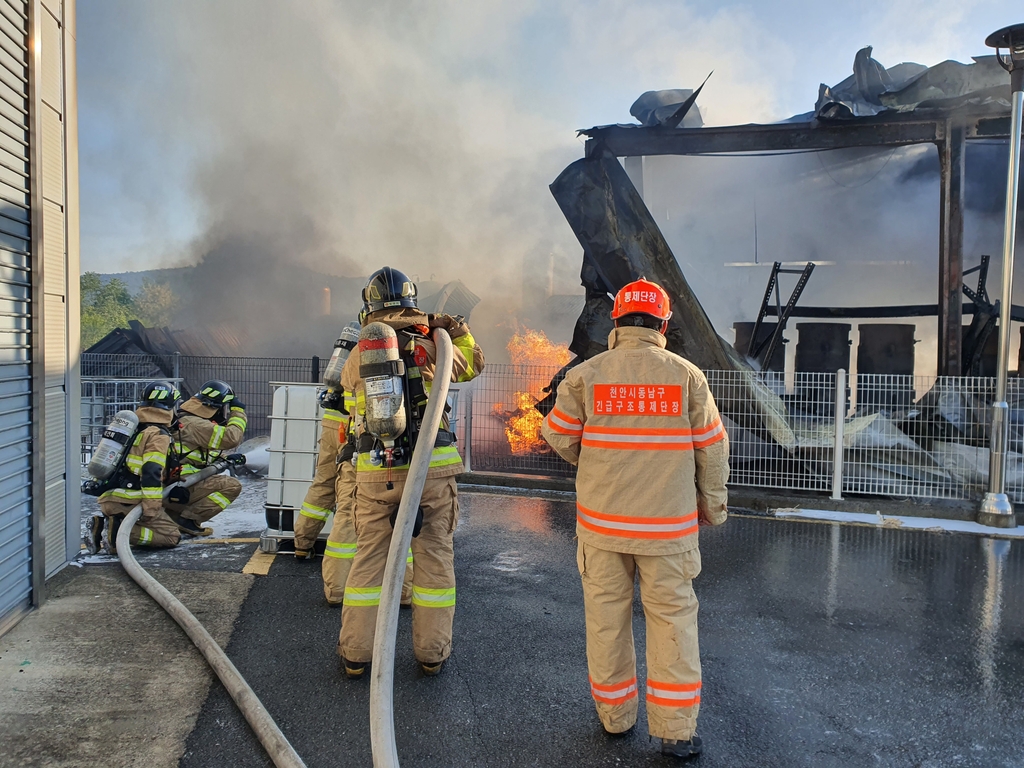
xmin=831 ymin=369 xmax=846 ymax=501
xmin=311 ymin=355 xmax=320 ymax=384
xmin=463 ymin=387 xmax=473 ymax=473
xmin=173 ymin=352 xmax=180 ymax=382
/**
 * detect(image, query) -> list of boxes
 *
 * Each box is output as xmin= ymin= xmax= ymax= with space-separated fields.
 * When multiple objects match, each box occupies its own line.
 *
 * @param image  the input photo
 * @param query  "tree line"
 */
xmin=81 ymin=272 xmax=179 ymax=349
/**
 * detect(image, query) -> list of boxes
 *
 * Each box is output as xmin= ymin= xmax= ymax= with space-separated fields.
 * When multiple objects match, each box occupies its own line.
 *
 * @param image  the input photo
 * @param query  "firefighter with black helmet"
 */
xmin=165 ymin=379 xmax=248 ymax=536
xmin=541 ymin=278 xmax=730 ymax=761
xmin=91 ymin=380 xmax=182 ymax=553
xmin=337 ymin=266 xmax=484 ymax=678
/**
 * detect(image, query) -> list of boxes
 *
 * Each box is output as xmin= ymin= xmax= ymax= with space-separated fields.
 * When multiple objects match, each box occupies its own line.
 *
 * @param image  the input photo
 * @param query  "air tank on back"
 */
xmin=358 ymin=322 xmax=406 ymax=446
xmin=87 ymin=409 xmax=139 ymax=480
xmin=323 ymin=324 xmax=361 ymax=392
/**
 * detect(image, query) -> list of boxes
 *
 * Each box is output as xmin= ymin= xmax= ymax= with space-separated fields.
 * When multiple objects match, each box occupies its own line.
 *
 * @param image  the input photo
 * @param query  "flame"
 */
xmin=496 ymin=325 xmax=571 ymax=455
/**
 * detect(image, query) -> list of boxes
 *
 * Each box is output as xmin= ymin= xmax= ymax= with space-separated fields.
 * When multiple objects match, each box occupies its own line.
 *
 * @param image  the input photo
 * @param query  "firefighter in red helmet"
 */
xmin=542 ymin=278 xmax=729 ymax=760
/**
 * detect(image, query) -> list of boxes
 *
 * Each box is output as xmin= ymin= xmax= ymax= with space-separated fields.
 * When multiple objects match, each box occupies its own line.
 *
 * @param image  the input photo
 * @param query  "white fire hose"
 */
xmin=116 ymin=459 xmax=307 ymax=768
xmin=370 ymin=328 xmax=454 ymax=768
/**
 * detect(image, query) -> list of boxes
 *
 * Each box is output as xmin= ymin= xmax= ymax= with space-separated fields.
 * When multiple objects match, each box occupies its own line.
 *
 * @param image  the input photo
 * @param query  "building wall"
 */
xmin=0 ymin=0 xmax=78 ymax=636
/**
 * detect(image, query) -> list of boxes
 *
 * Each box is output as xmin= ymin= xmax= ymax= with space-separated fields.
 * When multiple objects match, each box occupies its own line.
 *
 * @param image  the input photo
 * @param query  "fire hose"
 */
xmin=116 ymin=457 xmax=307 ymax=768
xmin=370 ymin=328 xmax=454 ymax=768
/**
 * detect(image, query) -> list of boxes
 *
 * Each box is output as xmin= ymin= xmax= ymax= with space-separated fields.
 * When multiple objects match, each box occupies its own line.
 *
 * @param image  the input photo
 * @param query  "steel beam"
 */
xmin=938 ymin=121 xmax=966 ymax=376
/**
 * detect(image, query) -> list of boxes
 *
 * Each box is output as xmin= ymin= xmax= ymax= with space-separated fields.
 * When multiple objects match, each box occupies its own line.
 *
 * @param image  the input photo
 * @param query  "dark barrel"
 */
xmin=857 ymin=324 xmax=916 ymax=413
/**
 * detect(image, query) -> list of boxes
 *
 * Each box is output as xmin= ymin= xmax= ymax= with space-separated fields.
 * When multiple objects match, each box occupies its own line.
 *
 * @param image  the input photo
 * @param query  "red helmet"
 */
xmin=611 ymin=278 xmax=672 ymax=322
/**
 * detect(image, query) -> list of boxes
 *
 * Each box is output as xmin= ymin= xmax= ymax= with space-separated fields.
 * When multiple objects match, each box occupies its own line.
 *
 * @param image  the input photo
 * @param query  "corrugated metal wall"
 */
xmin=0 ymin=0 xmax=78 ymax=635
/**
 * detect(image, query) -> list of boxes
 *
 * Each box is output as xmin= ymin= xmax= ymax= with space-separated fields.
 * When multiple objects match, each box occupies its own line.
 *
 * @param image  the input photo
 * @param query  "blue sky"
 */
xmin=77 ymin=0 xmax=1016 ymax=276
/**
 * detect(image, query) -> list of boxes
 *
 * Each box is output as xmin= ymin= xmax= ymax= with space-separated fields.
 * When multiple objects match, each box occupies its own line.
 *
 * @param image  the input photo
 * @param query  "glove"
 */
xmin=166 ymin=485 xmax=191 ymax=505
xmin=225 ymin=453 xmax=247 ymax=466
xmin=428 ymin=313 xmax=468 ymax=336
xmin=389 ymin=506 xmax=424 ymax=537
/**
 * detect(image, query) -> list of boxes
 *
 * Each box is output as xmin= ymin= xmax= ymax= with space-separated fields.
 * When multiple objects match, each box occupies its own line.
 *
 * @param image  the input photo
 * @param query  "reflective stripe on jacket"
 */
xmin=341 ymin=308 xmax=483 ymax=483
xmin=541 ymin=326 xmax=729 ymax=556
xmin=175 ymin=406 xmax=247 ymax=473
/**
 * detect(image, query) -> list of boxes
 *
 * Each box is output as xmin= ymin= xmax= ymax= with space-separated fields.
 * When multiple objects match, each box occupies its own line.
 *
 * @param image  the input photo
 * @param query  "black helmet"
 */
xmin=141 ymin=380 xmax=180 ymax=411
xmin=362 ymin=267 xmax=417 ymax=315
xmin=196 ymin=380 xmax=235 ymax=408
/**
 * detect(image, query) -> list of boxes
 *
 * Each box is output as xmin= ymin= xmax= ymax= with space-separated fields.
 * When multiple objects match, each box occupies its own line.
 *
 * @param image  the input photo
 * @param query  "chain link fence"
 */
xmin=81 ymin=353 xmax=326 ymax=461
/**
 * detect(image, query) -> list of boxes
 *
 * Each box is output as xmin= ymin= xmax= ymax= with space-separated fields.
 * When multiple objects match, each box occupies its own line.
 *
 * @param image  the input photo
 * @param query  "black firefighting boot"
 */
xmin=420 ymin=660 xmax=445 ymax=677
xmin=343 ymin=658 xmax=368 ymax=679
xmin=661 ymin=735 xmax=702 ymax=760
xmin=173 ymin=515 xmax=213 ymax=537
xmin=104 ymin=514 xmax=125 ymax=555
xmin=87 ymin=515 xmax=105 ymax=555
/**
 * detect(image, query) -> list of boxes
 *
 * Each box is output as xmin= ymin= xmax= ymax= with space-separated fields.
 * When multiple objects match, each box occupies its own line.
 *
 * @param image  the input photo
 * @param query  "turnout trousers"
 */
xmin=293 ymin=418 xmax=341 ymax=553
xmin=338 ymin=476 xmax=458 ymax=665
xmin=99 ymin=499 xmax=181 ymax=548
xmin=164 ymin=474 xmax=241 ymax=525
xmin=322 ymin=462 xmax=413 ymax=605
xmin=578 ymin=541 xmax=702 ymax=741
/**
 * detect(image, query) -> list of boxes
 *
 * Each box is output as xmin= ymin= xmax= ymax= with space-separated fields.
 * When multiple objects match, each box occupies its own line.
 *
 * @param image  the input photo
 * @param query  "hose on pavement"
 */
xmin=116 ymin=460 xmax=307 ymax=768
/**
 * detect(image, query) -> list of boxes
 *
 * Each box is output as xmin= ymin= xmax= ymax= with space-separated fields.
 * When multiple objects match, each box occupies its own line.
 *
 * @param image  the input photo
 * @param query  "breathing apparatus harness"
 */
xmin=82 ymin=420 xmax=177 ymax=497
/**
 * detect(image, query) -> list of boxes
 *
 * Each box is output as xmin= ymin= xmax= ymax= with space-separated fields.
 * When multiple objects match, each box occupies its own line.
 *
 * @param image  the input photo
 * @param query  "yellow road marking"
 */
xmin=243 ymin=550 xmax=276 ymax=576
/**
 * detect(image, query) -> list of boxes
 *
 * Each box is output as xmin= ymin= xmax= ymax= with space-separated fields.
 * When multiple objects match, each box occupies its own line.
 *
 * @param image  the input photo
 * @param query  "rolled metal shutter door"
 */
xmin=0 ymin=0 xmax=32 ymax=631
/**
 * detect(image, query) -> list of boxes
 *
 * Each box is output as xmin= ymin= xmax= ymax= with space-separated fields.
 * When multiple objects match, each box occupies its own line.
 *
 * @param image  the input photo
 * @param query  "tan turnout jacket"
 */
xmin=175 ymin=397 xmax=248 ymax=474
xmin=542 ymin=326 xmax=729 ymax=556
xmin=98 ymin=406 xmax=173 ymax=517
xmin=341 ymin=308 xmax=483 ymax=483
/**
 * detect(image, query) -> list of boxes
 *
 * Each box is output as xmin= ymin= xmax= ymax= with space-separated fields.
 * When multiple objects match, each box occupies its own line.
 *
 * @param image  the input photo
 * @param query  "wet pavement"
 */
xmin=177 ymin=491 xmax=1024 ymax=768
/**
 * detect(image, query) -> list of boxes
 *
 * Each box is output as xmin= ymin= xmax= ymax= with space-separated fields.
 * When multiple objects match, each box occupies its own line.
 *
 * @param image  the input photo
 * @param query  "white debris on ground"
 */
xmin=773 ymin=508 xmax=1024 ymax=539
xmin=78 ymin=475 xmax=268 ymax=550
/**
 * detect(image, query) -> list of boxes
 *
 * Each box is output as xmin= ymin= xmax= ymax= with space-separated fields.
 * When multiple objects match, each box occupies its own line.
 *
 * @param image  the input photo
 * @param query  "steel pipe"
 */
xmin=369 ymin=328 xmax=454 ymax=768
xmin=115 ymin=462 xmax=307 ymax=768
xmin=980 ymin=26 xmax=1024 ymax=528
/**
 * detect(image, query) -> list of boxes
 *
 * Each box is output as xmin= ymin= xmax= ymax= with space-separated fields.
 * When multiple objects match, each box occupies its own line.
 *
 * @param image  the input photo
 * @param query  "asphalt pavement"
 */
xmin=166 ymin=490 xmax=1024 ymax=768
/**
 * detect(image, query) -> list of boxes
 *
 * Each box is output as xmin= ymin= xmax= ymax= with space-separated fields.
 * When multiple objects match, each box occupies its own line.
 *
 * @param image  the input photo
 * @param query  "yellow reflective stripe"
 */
xmin=343 ymin=586 xmax=382 ymax=607
xmin=209 ymin=492 xmax=232 ymax=510
xmin=411 ymin=586 xmax=455 ymax=608
xmin=429 ymin=445 xmax=462 ymax=468
xmin=325 ymin=540 xmax=357 ymax=559
xmin=181 ymin=465 xmax=202 ymax=475
xmin=343 ymin=395 xmax=356 ymax=409
xmin=454 ymin=333 xmax=476 ymax=379
xmin=408 ymin=368 xmax=421 ymax=379
xmin=101 ymin=488 xmax=143 ymax=500
xmin=406 ymin=548 xmax=414 ymax=564
xmin=141 ymin=488 xmax=162 ymax=500
xmin=142 ymin=451 xmax=166 ymax=467
xmin=125 ymin=457 xmax=143 ymax=471
xmin=226 ymin=416 xmax=247 ymax=430
xmin=137 ymin=527 xmax=154 ymax=545
xmin=209 ymin=425 xmax=226 ymax=450
xmin=299 ymin=502 xmax=332 ymax=521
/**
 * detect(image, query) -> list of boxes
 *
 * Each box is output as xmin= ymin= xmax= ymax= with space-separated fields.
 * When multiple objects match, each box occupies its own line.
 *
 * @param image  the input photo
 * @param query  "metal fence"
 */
xmin=81 ymin=353 xmax=326 ymax=459
xmin=462 ymin=364 xmax=1021 ymax=504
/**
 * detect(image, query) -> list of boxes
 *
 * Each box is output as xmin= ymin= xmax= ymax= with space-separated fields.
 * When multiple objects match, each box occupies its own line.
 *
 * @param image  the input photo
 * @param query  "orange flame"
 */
xmin=496 ymin=325 xmax=571 ymax=455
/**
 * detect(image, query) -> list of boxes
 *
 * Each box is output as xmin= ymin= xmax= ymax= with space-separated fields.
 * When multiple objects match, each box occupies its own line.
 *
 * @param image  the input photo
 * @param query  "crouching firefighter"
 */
xmin=338 ymin=267 xmax=484 ymax=679
xmin=541 ymin=279 xmax=730 ymax=761
xmin=86 ymin=380 xmax=182 ymax=553
xmin=165 ymin=380 xmax=247 ymax=536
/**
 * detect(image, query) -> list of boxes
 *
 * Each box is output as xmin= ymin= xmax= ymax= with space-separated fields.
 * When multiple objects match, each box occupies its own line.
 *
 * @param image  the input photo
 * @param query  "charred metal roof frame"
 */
xmin=579 ymin=104 xmax=1013 ymax=376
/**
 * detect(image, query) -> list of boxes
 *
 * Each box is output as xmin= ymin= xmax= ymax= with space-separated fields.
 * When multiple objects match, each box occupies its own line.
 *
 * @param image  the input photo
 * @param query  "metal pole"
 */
xmin=463 ymin=387 xmax=473 ymax=474
xmin=173 ymin=351 xmax=180 ymax=382
xmin=979 ymin=27 xmax=1024 ymax=527
xmin=369 ymin=329 xmax=454 ymax=768
xmin=831 ymin=369 xmax=846 ymax=501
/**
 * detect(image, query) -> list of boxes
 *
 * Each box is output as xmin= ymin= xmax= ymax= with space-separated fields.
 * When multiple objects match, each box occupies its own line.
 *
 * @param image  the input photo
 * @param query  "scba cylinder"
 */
xmin=359 ymin=322 xmax=406 ymax=445
xmin=323 ymin=324 xmax=361 ymax=391
xmin=87 ymin=409 xmax=139 ymax=480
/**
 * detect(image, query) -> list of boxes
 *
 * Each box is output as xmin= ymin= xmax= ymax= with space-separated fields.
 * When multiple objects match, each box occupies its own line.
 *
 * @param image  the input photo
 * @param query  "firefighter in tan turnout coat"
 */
xmin=165 ymin=380 xmax=247 ymax=536
xmin=541 ymin=278 xmax=729 ymax=761
xmin=337 ymin=267 xmax=483 ymax=679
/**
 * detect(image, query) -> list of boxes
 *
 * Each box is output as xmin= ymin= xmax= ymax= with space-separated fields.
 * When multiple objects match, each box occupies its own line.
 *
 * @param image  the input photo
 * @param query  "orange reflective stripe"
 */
xmin=590 ymin=676 xmax=638 ymax=705
xmin=577 ymin=503 xmax=699 ymax=540
xmin=547 ymin=407 xmax=583 ymax=434
xmin=693 ymin=417 xmax=725 ymax=448
xmin=581 ymin=423 xmax=694 ymax=451
xmin=646 ymin=680 xmax=701 ymax=708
